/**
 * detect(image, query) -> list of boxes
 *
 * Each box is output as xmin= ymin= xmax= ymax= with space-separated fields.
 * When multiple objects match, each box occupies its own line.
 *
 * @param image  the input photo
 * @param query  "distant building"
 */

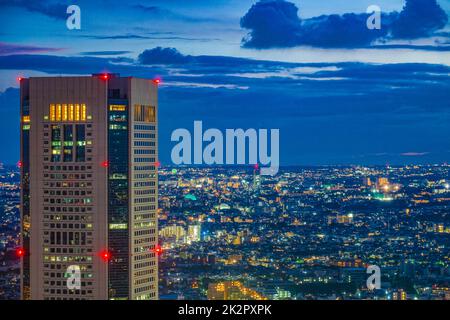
xmin=393 ymin=289 xmax=407 ymax=300
xmin=187 ymin=224 xmax=201 ymax=242
xmin=328 ymin=213 xmax=354 ymax=225
xmin=362 ymin=177 xmax=372 ymax=187
xmin=207 ymin=281 xmax=267 ymax=300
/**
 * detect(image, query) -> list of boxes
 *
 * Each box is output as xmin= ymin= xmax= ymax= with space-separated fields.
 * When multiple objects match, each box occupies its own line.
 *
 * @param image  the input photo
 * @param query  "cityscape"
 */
xmin=0 ymin=0 xmax=449 ymax=304
xmin=1 ymin=162 xmax=449 ymax=300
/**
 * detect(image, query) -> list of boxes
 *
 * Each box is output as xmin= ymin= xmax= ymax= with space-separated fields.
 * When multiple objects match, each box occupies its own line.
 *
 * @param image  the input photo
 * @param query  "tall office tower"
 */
xmin=20 ymin=74 xmax=159 ymax=300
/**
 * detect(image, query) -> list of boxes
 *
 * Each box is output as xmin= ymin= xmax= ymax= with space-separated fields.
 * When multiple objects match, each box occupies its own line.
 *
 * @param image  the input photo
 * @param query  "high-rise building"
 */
xmin=187 ymin=224 xmax=201 ymax=243
xmin=392 ymin=289 xmax=407 ymax=300
xmin=362 ymin=177 xmax=372 ymax=187
xmin=19 ymin=74 xmax=158 ymax=300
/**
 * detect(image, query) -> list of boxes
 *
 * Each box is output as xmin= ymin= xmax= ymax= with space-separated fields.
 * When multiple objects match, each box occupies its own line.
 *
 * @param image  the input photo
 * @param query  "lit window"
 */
xmin=49 ymin=104 xmax=88 ymax=122
xmin=50 ymin=104 xmax=56 ymax=121
xmin=69 ymin=104 xmax=74 ymax=121
xmin=110 ymin=105 xmax=126 ymax=111
xmin=81 ymin=104 xmax=86 ymax=121
xmin=62 ymin=104 xmax=68 ymax=121
xmin=56 ymin=104 xmax=62 ymax=121
xmin=75 ymin=104 xmax=80 ymax=121
xmin=134 ymin=105 xmax=156 ymax=122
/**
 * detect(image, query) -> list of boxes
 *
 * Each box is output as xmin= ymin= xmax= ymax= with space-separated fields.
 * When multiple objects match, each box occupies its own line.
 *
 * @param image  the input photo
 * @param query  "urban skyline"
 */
xmin=1 ymin=163 xmax=450 ymax=300
xmin=0 ymin=0 xmax=449 ymax=302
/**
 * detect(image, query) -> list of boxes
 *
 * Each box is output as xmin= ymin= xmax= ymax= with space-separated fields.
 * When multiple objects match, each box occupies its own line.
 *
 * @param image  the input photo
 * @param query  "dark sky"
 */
xmin=0 ymin=0 xmax=449 ymax=165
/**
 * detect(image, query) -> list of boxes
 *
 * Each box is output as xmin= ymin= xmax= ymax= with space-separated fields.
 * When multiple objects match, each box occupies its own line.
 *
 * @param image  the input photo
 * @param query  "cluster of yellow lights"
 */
xmin=49 ymin=104 xmax=87 ymax=121
xmin=216 ymin=283 xmax=225 ymax=292
xmin=109 ymin=105 xmax=126 ymax=111
xmin=214 ymin=281 xmax=267 ymax=300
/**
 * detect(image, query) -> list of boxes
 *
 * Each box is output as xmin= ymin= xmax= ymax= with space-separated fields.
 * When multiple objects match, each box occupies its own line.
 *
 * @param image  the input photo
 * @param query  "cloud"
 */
xmin=138 ymin=47 xmax=193 ymax=65
xmin=391 ymin=0 xmax=448 ymax=39
xmin=162 ymin=81 xmax=249 ymax=90
xmin=80 ymin=34 xmax=218 ymax=42
xmin=240 ymin=0 xmax=449 ymax=49
xmin=240 ymin=0 xmax=303 ymax=48
xmin=369 ymin=44 xmax=450 ymax=51
xmin=81 ymin=34 xmax=153 ymax=40
xmin=0 ymin=42 xmax=62 ymax=55
xmin=133 ymin=4 xmax=162 ymax=14
xmin=0 ymin=0 xmax=67 ymax=20
xmin=226 ymin=66 xmax=343 ymax=80
xmin=132 ymin=4 xmax=219 ymax=23
xmin=401 ymin=152 xmax=429 ymax=156
xmin=0 ymin=54 xmax=125 ymax=75
xmin=79 ymin=51 xmax=132 ymax=56
xmin=0 ymin=51 xmax=450 ymax=165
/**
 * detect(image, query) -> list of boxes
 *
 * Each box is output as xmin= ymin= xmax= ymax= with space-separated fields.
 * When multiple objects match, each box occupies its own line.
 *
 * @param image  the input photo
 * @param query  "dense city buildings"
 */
xmin=156 ymin=165 xmax=450 ymax=300
xmin=18 ymin=75 xmax=158 ymax=300
xmin=1 ymin=164 xmax=449 ymax=300
xmin=0 ymin=165 xmax=20 ymax=300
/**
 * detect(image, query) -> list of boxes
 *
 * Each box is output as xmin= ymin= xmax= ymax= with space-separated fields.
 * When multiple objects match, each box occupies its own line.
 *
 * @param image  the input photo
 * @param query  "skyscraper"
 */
xmin=19 ymin=74 xmax=158 ymax=300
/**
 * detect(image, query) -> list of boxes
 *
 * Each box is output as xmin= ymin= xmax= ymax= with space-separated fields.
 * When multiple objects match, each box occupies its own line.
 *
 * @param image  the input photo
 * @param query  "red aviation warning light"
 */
xmin=152 ymin=244 xmax=163 ymax=256
xmin=101 ymin=160 xmax=109 ymax=168
xmin=253 ymin=163 xmax=259 ymax=170
xmin=16 ymin=248 xmax=25 ymax=258
xmin=17 ymin=77 xmax=23 ymax=83
xmin=99 ymin=250 xmax=111 ymax=262
xmin=153 ymin=78 xmax=161 ymax=85
xmin=17 ymin=160 xmax=23 ymax=168
xmin=101 ymin=73 xmax=110 ymax=81
xmin=154 ymin=161 xmax=161 ymax=168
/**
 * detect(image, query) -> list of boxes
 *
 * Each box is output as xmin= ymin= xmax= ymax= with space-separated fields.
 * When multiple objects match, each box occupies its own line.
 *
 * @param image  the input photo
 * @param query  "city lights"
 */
xmin=99 ymin=250 xmax=111 ymax=262
xmin=152 ymin=244 xmax=164 ymax=256
xmin=16 ymin=248 xmax=25 ymax=258
xmin=2 ymin=0 xmax=450 ymax=304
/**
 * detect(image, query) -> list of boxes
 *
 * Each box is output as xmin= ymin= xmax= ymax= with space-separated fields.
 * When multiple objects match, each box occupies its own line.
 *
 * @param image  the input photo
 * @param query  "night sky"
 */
xmin=0 ymin=0 xmax=449 ymax=166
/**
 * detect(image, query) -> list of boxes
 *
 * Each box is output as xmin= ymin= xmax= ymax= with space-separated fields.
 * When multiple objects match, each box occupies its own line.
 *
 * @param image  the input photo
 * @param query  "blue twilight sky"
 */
xmin=0 ymin=0 xmax=450 ymax=166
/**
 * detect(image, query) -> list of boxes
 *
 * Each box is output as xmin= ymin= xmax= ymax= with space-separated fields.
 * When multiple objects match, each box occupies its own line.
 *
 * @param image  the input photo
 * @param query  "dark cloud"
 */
xmin=138 ymin=47 xmax=193 ymax=65
xmin=391 ymin=0 xmax=448 ymax=39
xmin=240 ymin=0 xmax=303 ymax=48
xmin=0 ymin=42 xmax=62 ymax=55
xmin=0 ymin=0 xmax=67 ymax=20
xmin=81 ymin=34 xmax=152 ymax=40
xmin=240 ymin=0 xmax=449 ymax=49
xmin=80 ymin=34 xmax=218 ymax=42
xmin=297 ymin=13 xmax=393 ymax=48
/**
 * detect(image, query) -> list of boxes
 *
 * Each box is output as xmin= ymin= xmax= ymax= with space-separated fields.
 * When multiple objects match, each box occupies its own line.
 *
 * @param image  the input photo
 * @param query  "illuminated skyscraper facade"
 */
xmin=20 ymin=74 xmax=158 ymax=300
